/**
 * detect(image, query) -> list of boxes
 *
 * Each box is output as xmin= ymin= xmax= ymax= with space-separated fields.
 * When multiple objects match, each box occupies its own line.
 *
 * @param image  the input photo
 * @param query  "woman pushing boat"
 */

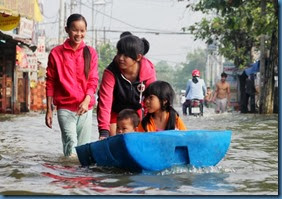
xmin=97 ymin=35 xmax=156 ymax=139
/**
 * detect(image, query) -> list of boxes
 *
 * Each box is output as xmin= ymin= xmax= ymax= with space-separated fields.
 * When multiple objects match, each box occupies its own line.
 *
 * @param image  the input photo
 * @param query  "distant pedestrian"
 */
xmin=180 ymin=90 xmax=186 ymax=106
xmin=45 ymin=14 xmax=99 ymax=157
xmin=245 ymin=75 xmax=256 ymax=113
xmin=204 ymin=87 xmax=213 ymax=108
xmin=212 ymin=72 xmax=230 ymax=113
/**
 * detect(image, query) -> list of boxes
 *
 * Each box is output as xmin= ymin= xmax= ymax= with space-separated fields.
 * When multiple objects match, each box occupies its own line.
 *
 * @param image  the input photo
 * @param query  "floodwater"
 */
xmin=0 ymin=107 xmax=278 ymax=195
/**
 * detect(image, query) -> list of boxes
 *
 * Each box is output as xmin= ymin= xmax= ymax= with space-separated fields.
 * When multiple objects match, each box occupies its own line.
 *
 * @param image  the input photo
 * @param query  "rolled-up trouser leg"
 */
xmin=57 ymin=109 xmax=78 ymax=156
xmin=76 ymin=109 xmax=92 ymax=146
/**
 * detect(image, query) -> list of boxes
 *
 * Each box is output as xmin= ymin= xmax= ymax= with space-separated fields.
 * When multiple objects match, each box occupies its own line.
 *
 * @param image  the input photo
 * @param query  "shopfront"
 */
xmin=0 ymin=39 xmax=16 ymax=113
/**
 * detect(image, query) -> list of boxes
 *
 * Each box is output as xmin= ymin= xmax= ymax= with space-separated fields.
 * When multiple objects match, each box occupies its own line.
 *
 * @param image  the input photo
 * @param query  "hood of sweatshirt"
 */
xmin=139 ymin=57 xmax=156 ymax=82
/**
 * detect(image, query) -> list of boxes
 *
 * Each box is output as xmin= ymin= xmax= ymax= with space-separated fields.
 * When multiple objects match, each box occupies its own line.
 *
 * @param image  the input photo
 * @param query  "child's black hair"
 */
xmin=117 ymin=109 xmax=140 ymax=128
xmin=66 ymin=13 xmax=87 ymax=29
xmin=116 ymin=35 xmax=150 ymax=60
xmin=66 ymin=14 xmax=91 ymax=79
xmin=141 ymin=81 xmax=179 ymax=132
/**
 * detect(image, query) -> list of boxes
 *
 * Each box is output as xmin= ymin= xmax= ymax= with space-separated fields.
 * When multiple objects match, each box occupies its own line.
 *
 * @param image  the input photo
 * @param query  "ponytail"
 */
xmin=83 ymin=46 xmax=91 ymax=79
xmin=141 ymin=38 xmax=150 ymax=55
xmin=141 ymin=113 xmax=152 ymax=132
xmin=165 ymin=107 xmax=178 ymax=130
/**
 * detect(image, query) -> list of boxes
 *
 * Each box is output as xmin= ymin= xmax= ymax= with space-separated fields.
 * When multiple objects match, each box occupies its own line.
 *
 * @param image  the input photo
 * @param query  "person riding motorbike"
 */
xmin=182 ymin=69 xmax=207 ymax=116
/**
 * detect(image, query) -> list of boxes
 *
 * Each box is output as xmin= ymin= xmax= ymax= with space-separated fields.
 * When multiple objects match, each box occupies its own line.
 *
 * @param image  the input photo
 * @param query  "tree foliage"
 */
xmin=173 ymin=48 xmax=207 ymax=90
xmin=97 ymin=42 xmax=116 ymax=80
xmin=186 ymin=0 xmax=278 ymax=68
xmin=155 ymin=61 xmax=175 ymax=85
xmin=184 ymin=0 xmax=278 ymax=113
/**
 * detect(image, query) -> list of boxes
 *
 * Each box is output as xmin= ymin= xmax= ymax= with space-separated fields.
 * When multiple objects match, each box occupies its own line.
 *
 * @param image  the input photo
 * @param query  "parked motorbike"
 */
xmin=189 ymin=99 xmax=203 ymax=116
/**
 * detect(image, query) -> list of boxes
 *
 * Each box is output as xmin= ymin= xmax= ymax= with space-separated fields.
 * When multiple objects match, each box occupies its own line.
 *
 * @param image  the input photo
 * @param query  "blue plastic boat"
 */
xmin=76 ymin=130 xmax=232 ymax=172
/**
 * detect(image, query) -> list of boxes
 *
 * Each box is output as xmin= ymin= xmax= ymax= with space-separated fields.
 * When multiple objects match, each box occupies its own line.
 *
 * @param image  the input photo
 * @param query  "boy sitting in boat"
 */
xmin=116 ymin=109 xmax=140 ymax=134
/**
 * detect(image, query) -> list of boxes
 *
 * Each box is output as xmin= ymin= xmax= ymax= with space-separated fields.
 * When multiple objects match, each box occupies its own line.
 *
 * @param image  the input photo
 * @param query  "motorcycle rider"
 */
xmin=182 ymin=69 xmax=207 ymax=116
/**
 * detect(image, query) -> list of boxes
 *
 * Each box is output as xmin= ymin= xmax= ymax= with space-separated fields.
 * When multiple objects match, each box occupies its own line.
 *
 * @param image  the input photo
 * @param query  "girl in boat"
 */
xmin=137 ymin=81 xmax=187 ymax=132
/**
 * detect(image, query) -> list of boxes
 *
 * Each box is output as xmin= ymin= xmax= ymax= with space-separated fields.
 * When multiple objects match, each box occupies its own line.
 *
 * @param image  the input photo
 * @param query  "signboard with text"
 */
xmin=18 ymin=17 xmax=33 ymax=38
xmin=16 ymin=45 xmax=37 ymax=72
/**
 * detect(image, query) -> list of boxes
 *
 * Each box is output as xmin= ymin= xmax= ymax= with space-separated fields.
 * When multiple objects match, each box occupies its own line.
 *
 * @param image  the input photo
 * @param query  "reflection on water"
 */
xmin=0 ymin=109 xmax=278 ymax=195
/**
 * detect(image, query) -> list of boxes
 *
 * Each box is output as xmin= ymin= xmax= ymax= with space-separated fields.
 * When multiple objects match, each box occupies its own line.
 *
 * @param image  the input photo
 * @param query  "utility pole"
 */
xmin=95 ymin=29 xmax=98 ymax=48
xmin=91 ymin=1 xmax=106 ymax=48
xmin=70 ymin=0 xmax=74 ymax=14
xmin=64 ymin=2 xmax=67 ymax=25
xmin=92 ymin=1 xmax=95 ymax=47
xmin=58 ymin=0 xmax=65 ymax=44
xmin=103 ymin=27 xmax=106 ymax=44
xmin=259 ymin=0 xmax=266 ymax=113
xmin=205 ymin=47 xmax=211 ymax=87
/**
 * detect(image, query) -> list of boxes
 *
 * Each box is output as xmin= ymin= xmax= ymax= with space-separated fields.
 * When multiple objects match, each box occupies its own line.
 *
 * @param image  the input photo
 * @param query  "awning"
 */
xmin=0 ymin=31 xmax=37 ymax=52
xmin=0 ymin=0 xmax=43 ymax=22
xmin=0 ymin=14 xmax=20 ymax=31
xmin=245 ymin=61 xmax=260 ymax=76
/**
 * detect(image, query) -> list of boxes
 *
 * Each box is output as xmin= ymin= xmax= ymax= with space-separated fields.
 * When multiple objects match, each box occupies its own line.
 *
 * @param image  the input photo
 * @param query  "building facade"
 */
xmin=0 ymin=0 xmax=45 ymax=113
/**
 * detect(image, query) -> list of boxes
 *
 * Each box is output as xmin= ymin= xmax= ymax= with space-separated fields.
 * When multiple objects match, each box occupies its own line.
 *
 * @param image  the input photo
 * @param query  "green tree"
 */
xmin=174 ymin=49 xmax=207 ymax=91
xmin=185 ymin=0 xmax=278 ymax=113
xmin=96 ymin=42 xmax=116 ymax=80
xmin=155 ymin=61 xmax=175 ymax=85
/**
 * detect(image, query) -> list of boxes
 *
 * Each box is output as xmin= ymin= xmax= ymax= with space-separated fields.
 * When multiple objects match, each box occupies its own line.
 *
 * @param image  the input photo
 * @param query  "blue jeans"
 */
xmin=57 ymin=109 xmax=92 ymax=156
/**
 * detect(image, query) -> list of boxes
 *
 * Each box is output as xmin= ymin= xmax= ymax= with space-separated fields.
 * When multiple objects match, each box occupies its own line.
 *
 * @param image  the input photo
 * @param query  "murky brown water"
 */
xmin=0 ymin=108 xmax=278 ymax=195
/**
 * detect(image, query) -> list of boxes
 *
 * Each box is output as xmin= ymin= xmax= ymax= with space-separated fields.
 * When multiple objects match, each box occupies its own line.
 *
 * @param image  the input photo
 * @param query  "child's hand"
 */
xmin=77 ymin=95 xmax=91 ymax=115
xmin=45 ymin=110 xmax=53 ymax=128
xmin=77 ymin=101 xmax=88 ymax=115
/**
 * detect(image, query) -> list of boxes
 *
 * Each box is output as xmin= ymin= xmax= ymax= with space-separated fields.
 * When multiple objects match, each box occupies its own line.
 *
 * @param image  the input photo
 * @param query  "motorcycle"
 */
xmin=189 ymin=99 xmax=203 ymax=116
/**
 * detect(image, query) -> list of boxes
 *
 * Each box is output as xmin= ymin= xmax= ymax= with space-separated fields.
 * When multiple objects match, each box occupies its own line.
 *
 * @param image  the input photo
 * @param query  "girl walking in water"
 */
xmin=45 ymin=14 xmax=99 ymax=157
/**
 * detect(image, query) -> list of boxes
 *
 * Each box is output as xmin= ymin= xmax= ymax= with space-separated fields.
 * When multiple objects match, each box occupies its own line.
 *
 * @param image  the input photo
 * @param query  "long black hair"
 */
xmin=116 ymin=35 xmax=150 ymax=61
xmin=66 ymin=13 xmax=91 ymax=79
xmin=141 ymin=81 xmax=179 ymax=132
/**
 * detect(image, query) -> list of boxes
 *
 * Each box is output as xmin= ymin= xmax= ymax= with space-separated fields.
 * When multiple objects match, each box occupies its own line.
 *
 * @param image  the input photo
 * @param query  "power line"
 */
xmin=80 ymin=2 xmax=187 ymax=34
xmin=38 ymin=23 xmax=192 ymax=35
xmin=87 ymin=28 xmax=192 ymax=35
xmin=40 ymin=1 xmax=192 ymax=35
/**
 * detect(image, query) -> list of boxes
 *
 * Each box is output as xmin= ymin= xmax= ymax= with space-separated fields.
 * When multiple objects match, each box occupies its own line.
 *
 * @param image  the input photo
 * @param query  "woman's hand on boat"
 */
xmin=99 ymin=129 xmax=110 ymax=140
xmin=99 ymin=136 xmax=107 ymax=140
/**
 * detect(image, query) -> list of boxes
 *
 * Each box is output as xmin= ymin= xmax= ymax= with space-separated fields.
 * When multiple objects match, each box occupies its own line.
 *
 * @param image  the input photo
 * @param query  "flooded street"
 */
xmin=0 ymin=108 xmax=278 ymax=195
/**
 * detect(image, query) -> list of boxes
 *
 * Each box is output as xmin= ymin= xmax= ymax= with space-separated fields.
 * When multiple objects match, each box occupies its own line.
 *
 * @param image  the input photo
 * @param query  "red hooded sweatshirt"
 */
xmin=46 ymin=39 xmax=99 ymax=111
xmin=97 ymin=57 xmax=156 ymax=133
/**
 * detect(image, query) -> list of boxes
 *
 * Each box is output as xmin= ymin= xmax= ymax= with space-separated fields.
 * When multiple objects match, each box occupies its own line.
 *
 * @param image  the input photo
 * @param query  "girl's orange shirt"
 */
xmin=137 ymin=113 xmax=187 ymax=132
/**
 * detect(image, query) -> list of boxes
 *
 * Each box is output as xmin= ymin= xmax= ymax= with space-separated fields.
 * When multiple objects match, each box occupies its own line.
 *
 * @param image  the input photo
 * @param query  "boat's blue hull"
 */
xmin=76 ymin=130 xmax=232 ymax=172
